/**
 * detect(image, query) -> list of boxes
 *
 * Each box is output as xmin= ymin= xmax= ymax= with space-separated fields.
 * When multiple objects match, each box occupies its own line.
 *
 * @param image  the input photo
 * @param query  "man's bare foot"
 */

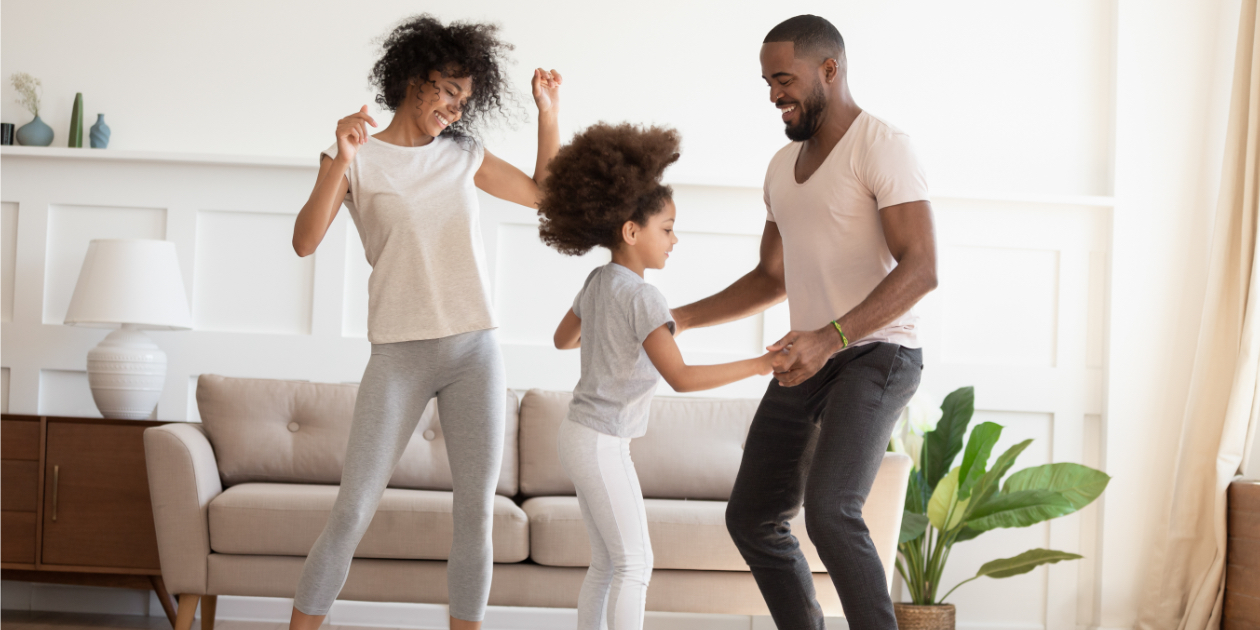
xmin=449 ymin=616 xmax=481 ymax=630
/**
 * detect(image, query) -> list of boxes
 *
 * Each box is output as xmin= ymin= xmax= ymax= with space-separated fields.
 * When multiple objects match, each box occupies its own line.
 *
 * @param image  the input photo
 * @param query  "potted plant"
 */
xmin=11 ymin=72 xmax=52 ymax=146
xmin=889 ymin=386 xmax=1109 ymax=630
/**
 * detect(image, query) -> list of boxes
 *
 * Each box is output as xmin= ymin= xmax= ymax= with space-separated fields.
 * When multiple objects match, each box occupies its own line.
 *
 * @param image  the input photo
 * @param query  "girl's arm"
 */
xmin=293 ymin=106 xmax=377 ymax=257
xmin=474 ymin=69 xmax=562 ymax=208
xmin=642 ymin=325 xmax=776 ymax=393
xmin=554 ymin=308 xmax=581 ymax=349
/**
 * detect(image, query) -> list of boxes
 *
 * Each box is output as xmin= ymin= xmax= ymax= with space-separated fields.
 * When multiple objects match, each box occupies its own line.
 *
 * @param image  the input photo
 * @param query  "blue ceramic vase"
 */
xmin=16 ymin=115 xmax=53 ymax=146
xmin=90 ymin=114 xmax=110 ymax=149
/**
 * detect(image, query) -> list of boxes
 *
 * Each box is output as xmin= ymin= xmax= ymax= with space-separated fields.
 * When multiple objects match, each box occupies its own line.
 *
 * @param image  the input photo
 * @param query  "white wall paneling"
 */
xmin=193 ymin=209 xmax=316 ymax=335
xmin=38 ymin=368 xmax=102 ymax=418
xmin=2 ymin=367 xmax=10 ymax=413
xmin=2 ymin=201 xmax=18 ymax=322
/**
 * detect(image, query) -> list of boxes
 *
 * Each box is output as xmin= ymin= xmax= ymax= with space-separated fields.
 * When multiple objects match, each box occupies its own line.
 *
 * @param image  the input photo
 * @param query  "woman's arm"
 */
xmin=473 ymin=69 xmax=562 ymax=208
xmin=642 ymin=325 xmax=775 ymax=393
xmin=293 ymin=106 xmax=376 ymax=257
xmin=554 ymin=308 xmax=581 ymax=349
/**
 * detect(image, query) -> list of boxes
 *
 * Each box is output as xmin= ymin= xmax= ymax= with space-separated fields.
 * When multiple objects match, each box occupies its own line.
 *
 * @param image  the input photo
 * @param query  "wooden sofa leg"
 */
xmin=174 ymin=594 xmax=200 ymax=630
xmin=150 ymin=576 xmax=178 ymax=626
xmin=200 ymin=595 xmax=217 ymax=630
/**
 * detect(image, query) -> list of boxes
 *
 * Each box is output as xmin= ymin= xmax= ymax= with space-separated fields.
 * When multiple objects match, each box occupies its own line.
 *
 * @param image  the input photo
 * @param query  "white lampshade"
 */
xmin=65 ymin=239 xmax=193 ymax=329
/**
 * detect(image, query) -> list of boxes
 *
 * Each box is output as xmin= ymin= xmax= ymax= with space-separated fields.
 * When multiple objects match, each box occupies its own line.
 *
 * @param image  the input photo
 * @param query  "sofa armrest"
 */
xmin=144 ymin=423 xmax=223 ymax=596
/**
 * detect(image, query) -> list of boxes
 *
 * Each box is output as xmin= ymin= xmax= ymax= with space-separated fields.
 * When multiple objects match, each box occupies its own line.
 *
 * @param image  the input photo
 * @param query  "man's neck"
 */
xmin=803 ymin=91 xmax=862 ymax=154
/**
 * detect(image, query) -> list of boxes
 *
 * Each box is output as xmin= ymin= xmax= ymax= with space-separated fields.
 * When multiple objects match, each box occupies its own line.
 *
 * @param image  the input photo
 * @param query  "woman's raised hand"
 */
xmin=531 ymin=68 xmax=562 ymax=116
xmin=334 ymin=105 xmax=378 ymax=161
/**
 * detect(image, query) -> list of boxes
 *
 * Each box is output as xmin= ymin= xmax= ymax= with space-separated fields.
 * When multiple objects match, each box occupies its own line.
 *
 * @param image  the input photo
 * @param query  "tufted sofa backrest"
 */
xmin=195 ymin=374 xmax=519 ymax=496
xmin=517 ymin=389 xmax=760 ymax=500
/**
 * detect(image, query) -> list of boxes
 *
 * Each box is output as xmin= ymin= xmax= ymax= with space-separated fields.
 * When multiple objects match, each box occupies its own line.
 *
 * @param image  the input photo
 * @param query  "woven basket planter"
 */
xmin=893 ymin=603 xmax=956 ymax=630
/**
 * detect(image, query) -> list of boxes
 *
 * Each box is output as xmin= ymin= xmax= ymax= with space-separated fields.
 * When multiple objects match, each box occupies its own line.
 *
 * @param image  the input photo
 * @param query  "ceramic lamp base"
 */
xmin=86 ymin=327 xmax=167 ymax=419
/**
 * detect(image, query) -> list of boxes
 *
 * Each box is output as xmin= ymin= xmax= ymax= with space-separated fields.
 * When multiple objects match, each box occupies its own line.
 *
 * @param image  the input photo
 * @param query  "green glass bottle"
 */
xmin=68 ymin=93 xmax=83 ymax=148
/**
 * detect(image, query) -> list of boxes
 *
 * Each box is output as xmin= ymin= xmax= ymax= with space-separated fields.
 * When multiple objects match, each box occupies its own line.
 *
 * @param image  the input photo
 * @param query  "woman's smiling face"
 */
xmin=409 ymin=69 xmax=473 ymax=138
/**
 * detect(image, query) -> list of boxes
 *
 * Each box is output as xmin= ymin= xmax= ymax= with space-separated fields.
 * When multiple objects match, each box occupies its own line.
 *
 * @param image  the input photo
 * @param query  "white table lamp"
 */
xmin=64 ymin=239 xmax=193 ymax=419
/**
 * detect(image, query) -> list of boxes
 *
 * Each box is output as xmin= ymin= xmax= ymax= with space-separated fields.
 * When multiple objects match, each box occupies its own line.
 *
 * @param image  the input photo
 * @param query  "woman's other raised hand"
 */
xmin=531 ymin=68 xmax=562 ymax=116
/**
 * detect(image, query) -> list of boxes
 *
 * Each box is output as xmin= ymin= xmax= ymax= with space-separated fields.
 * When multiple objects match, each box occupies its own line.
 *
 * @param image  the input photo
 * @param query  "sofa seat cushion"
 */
xmin=209 ymin=483 xmax=528 ymax=563
xmin=522 ymin=496 xmax=825 ymax=572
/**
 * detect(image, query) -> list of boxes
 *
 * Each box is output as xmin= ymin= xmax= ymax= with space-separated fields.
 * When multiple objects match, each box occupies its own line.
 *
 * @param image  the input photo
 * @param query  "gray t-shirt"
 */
xmin=568 ymin=263 xmax=676 ymax=438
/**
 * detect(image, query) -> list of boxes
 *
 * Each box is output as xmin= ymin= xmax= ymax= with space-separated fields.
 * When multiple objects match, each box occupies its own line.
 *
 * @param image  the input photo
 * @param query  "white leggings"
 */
xmin=557 ymin=419 xmax=653 ymax=630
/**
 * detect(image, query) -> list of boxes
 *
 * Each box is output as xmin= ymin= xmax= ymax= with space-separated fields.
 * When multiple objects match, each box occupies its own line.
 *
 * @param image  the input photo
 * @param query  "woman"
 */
xmin=289 ymin=14 xmax=561 ymax=630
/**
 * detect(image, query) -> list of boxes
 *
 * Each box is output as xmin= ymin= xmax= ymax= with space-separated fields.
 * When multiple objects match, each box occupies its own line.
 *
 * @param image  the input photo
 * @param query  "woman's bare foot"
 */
xmin=288 ymin=608 xmax=325 ymax=630
xmin=449 ymin=616 xmax=481 ymax=630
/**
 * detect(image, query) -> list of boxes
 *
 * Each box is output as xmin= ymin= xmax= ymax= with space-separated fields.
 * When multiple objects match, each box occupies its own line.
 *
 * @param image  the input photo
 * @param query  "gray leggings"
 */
xmin=294 ymin=329 xmax=506 ymax=621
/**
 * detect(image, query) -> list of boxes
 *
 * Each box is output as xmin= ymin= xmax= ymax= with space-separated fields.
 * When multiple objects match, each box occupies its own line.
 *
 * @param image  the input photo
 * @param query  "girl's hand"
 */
xmin=335 ymin=105 xmax=378 ymax=162
xmin=531 ymin=68 xmax=562 ymax=116
xmin=755 ymin=351 xmax=778 ymax=376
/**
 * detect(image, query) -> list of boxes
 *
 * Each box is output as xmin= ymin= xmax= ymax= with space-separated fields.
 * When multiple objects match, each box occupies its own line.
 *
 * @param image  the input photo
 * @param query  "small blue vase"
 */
xmin=16 ymin=115 xmax=53 ymax=147
xmin=90 ymin=114 xmax=110 ymax=149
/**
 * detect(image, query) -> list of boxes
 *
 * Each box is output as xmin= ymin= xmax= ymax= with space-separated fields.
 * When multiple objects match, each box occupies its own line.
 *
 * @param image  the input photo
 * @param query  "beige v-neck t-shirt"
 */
xmin=324 ymin=136 xmax=495 ymax=344
xmin=764 ymin=110 xmax=929 ymax=349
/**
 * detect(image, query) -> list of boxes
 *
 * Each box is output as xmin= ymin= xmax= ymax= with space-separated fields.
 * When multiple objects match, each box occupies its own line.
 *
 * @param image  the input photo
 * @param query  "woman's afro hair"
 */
xmin=369 ymin=14 xmax=517 ymax=143
xmin=538 ymin=123 xmax=681 ymax=256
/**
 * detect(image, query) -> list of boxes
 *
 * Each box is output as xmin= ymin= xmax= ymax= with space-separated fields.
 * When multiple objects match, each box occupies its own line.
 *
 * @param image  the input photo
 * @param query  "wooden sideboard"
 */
xmin=1 ymin=414 xmax=177 ymax=625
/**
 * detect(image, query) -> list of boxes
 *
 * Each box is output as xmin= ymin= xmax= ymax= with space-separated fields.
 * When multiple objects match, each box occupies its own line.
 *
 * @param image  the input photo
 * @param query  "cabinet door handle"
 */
xmin=51 ymin=465 xmax=59 ymax=522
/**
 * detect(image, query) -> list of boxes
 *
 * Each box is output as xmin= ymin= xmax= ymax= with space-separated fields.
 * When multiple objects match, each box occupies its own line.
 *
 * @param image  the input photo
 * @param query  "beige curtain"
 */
xmin=1138 ymin=1 xmax=1260 ymax=628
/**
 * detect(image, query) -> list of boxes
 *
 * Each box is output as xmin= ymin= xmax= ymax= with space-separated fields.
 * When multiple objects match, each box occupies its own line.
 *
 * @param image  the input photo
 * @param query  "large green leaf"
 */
xmin=923 ymin=387 xmax=975 ymax=491
xmin=927 ymin=468 xmax=969 ymax=531
xmin=937 ymin=548 xmax=1083 ymax=603
xmin=961 ymin=439 xmax=1033 ymax=521
xmin=1003 ymin=463 xmax=1111 ymax=511
xmin=905 ymin=469 xmax=928 ymax=514
xmin=964 ymin=489 xmax=1075 ymax=531
xmin=900 ymin=511 xmax=930 ymax=543
xmin=957 ymin=422 xmax=1002 ymax=500
xmin=976 ymin=548 xmax=1083 ymax=578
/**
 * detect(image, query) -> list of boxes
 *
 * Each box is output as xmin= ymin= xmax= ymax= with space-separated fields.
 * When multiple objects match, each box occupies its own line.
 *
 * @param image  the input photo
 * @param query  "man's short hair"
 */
xmin=763 ymin=15 xmax=844 ymax=63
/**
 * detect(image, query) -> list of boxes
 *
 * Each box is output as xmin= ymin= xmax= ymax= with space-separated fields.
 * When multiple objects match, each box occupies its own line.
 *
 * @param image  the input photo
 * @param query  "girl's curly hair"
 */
xmin=370 ymin=14 xmax=517 ymax=144
xmin=538 ymin=123 xmax=681 ymax=256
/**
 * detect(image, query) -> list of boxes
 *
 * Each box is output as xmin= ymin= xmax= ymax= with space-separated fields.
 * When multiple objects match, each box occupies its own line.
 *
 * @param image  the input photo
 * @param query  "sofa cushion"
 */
xmin=523 ymin=496 xmax=826 ymax=572
xmin=519 ymin=389 xmax=759 ymax=500
xmin=196 ymin=375 xmax=519 ymax=496
xmin=208 ymin=483 xmax=529 ymax=563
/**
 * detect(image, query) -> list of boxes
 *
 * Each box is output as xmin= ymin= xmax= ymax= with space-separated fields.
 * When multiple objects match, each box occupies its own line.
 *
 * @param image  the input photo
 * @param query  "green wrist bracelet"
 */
xmin=832 ymin=320 xmax=849 ymax=348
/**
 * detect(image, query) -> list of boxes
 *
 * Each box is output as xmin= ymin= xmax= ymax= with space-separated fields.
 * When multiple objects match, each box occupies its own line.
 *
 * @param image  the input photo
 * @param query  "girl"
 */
xmin=539 ymin=123 xmax=776 ymax=630
xmin=289 ymin=15 xmax=562 ymax=630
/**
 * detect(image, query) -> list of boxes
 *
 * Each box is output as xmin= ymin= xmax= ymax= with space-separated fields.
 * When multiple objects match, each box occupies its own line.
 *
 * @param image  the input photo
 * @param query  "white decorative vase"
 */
xmin=85 ymin=326 xmax=167 ymax=419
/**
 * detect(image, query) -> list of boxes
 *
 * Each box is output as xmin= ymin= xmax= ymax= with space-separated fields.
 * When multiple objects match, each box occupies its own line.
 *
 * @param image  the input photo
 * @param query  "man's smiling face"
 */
xmin=760 ymin=41 xmax=829 ymax=142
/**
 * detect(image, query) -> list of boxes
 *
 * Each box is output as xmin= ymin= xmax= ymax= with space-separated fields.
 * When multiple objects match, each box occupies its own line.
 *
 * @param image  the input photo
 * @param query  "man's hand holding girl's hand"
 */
xmin=531 ymin=68 xmax=562 ymax=116
xmin=335 ymin=105 xmax=378 ymax=162
xmin=766 ymin=325 xmax=845 ymax=387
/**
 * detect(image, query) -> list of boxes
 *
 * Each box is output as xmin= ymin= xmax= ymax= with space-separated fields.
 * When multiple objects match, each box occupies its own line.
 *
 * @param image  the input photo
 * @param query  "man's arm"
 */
xmin=672 ymin=221 xmax=787 ymax=333
xmin=769 ymin=200 xmax=937 ymax=386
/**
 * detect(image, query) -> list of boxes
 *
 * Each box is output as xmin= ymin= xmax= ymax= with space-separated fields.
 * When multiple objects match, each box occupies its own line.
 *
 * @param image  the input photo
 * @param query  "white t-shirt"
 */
xmin=323 ymin=136 xmax=495 ymax=343
xmin=764 ymin=110 xmax=929 ymax=349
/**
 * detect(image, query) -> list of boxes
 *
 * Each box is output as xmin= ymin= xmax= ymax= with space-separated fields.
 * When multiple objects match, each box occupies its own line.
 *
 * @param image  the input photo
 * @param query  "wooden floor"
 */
xmin=0 ymin=611 xmax=390 ymax=630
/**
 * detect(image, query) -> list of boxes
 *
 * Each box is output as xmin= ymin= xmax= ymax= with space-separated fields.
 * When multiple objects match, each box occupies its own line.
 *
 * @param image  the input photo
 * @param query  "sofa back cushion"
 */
xmin=196 ymin=375 xmax=519 ymax=496
xmin=518 ymin=389 xmax=760 ymax=500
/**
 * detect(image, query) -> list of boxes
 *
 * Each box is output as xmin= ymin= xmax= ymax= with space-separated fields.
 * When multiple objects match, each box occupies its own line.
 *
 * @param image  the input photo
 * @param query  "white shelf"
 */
xmin=0 ymin=145 xmax=316 ymax=169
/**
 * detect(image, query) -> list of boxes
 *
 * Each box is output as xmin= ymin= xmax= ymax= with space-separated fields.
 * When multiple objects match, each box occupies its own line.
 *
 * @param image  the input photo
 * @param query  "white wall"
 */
xmin=0 ymin=1 xmax=1242 ymax=629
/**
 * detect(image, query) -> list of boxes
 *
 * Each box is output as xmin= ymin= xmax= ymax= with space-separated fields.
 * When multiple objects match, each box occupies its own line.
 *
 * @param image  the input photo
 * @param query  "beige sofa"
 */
xmin=144 ymin=375 xmax=911 ymax=627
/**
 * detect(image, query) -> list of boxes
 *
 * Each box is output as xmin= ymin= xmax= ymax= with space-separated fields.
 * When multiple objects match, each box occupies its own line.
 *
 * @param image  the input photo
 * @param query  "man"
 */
xmin=671 ymin=15 xmax=937 ymax=630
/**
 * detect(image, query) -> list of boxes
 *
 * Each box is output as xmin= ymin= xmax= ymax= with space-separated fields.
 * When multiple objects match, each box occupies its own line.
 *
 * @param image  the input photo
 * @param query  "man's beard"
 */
xmin=783 ymin=80 xmax=827 ymax=142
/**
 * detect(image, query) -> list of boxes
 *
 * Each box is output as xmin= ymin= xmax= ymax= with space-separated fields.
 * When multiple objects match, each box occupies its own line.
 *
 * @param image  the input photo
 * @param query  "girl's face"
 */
xmin=408 ymin=69 xmax=472 ymax=138
xmin=630 ymin=199 xmax=678 ymax=270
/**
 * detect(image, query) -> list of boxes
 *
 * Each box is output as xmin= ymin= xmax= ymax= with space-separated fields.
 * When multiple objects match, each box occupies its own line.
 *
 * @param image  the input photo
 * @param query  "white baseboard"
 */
xmin=1 ymin=582 xmax=859 ymax=630
xmin=5 ymin=580 xmax=1055 ymax=630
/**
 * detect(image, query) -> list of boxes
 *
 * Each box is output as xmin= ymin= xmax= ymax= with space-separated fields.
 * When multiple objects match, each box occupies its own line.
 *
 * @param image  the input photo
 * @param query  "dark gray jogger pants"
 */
xmin=726 ymin=342 xmax=922 ymax=630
